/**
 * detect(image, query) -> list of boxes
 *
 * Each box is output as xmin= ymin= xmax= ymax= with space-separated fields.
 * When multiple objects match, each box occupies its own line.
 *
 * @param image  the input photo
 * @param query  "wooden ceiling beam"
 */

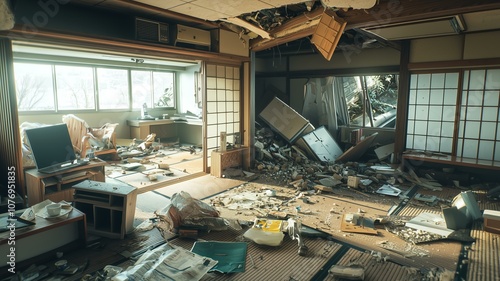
xmin=338 ymin=0 xmax=500 ymax=30
xmin=251 ymin=26 xmax=317 ymax=52
xmin=250 ymin=7 xmax=324 ymax=51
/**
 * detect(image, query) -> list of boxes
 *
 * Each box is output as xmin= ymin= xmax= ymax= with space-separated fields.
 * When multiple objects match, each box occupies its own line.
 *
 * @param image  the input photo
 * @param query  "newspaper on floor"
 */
xmin=112 ymin=243 xmax=217 ymax=281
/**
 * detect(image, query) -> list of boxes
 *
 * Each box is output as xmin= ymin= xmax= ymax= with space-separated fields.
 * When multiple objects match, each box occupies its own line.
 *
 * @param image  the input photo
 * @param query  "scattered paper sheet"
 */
xmin=113 ymin=243 xmax=217 ymax=281
xmin=376 ymin=184 xmax=401 ymax=197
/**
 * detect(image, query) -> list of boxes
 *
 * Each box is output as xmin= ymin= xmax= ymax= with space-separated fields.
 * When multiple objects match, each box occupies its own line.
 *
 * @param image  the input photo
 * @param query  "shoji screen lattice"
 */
xmin=205 ymin=64 xmax=241 ymax=166
xmin=407 ymin=72 xmax=459 ymax=154
xmin=457 ymin=69 xmax=500 ymax=161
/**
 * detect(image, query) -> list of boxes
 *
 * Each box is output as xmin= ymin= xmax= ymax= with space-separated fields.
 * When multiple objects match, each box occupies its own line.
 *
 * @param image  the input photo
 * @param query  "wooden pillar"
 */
xmin=0 ymin=38 xmax=25 ymax=205
xmin=393 ymin=40 xmax=411 ymax=164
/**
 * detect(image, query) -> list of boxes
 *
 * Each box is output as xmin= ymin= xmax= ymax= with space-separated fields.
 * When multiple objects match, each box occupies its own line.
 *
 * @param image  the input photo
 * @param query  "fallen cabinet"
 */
xmin=296 ymin=126 xmax=343 ymax=162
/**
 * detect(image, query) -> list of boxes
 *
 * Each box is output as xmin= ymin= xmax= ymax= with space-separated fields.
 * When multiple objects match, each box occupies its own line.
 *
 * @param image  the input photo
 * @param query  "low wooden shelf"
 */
xmin=73 ymin=180 xmax=137 ymax=239
xmin=25 ymin=159 xmax=107 ymax=206
xmin=211 ymin=146 xmax=247 ymax=178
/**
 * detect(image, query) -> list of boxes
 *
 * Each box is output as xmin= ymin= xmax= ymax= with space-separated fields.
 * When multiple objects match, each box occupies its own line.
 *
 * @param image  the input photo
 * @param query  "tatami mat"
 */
xmin=168 ymin=227 xmax=343 ymax=281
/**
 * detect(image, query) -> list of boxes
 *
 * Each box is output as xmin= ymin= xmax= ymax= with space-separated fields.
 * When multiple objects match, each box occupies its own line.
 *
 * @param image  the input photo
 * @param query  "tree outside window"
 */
xmin=344 ymin=74 xmax=398 ymax=128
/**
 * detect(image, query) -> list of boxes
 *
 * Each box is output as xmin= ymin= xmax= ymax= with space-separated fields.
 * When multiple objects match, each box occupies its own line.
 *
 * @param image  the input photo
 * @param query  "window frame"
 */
xmin=341 ymin=73 xmax=400 ymax=130
xmin=13 ymin=58 xmax=178 ymax=114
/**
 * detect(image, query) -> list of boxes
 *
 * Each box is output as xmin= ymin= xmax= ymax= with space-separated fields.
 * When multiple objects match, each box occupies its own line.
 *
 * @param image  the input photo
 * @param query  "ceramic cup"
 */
xmin=55 ymin=260 xmax=68 ymax=270
xmin=46 ymin=203 xmax=61 ymax=217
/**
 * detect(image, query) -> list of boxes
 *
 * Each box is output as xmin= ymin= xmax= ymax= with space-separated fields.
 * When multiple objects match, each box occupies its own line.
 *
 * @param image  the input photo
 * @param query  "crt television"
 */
xmin=24 ymin=123 xmax=78 ymax=172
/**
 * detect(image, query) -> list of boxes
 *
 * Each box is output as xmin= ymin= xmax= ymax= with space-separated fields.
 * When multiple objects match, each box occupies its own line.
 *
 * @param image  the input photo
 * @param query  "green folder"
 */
xmin=191 ymin=241 xmax=247 ymax=273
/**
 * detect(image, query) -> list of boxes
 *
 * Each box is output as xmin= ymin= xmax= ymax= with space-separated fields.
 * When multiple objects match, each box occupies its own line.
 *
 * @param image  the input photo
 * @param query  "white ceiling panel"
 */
xmin=321 ymin=0 xmax=377 ymax=9
xmin=169 ymin=3 xmax=232 ymax=21
xmin=132 ymin=0 xmax=185 ymax=9
xmin=192 ymin=0 xmax=273 ymax=17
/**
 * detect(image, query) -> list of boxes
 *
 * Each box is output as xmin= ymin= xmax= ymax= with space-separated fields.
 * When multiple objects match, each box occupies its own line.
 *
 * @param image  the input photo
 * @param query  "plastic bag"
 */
xmin=155 ymin=191 xmax=219 ymax=234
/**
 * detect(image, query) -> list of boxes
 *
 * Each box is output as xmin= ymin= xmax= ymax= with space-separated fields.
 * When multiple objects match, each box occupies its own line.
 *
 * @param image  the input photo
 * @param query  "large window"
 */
xmin=13 ymin=61 xmax=176 ymax=112
xmin=131 ymin=70 xmax=175 ymax=109
xmin=343 ymin=74 xmax=399 ymax=128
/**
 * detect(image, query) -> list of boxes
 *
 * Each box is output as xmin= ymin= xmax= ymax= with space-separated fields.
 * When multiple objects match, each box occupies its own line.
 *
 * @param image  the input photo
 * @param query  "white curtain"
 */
xmin=302 ymin=77 xmax=349 ymax=140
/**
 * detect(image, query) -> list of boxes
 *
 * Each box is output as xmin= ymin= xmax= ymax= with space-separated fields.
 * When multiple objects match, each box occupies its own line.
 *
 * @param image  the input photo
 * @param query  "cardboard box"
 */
xmin=483 ymin=209 xmax=500 ymax=234
xmin=347 ymin=176 xmax=360 ymax=188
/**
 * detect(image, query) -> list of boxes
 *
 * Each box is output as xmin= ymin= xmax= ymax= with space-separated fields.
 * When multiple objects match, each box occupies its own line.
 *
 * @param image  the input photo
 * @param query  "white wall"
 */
xmin=178 ymin=64 xmax=202 ymax=116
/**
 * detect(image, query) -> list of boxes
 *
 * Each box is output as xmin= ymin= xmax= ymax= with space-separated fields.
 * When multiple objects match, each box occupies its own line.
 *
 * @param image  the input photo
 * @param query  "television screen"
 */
xmin=25 ymin=123 xmax=77 ymax=170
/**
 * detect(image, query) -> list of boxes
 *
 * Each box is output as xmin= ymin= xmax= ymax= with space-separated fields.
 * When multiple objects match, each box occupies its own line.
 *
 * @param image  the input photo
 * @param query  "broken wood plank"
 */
xmin=336 ymin=133 xmax=378 ymax=162
xmin=222 ymin=17 xmax=271 ymax=39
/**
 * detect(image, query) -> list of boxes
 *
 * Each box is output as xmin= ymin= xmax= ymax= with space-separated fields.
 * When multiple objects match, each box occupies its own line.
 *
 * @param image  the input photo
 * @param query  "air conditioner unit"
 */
xmin=175 ymin=24 xmax=211 ymax=49
xmin=135 ymin=18 xmax=169 ymax=44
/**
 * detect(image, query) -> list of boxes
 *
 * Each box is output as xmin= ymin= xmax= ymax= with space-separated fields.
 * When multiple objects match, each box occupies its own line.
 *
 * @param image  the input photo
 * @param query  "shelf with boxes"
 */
xmin=73 ymin=180 xmax=137 ymax=239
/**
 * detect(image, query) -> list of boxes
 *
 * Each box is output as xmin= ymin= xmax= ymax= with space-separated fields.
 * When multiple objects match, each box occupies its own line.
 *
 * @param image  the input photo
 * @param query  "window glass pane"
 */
xmin=413 ymin=135 xmax=426 ymax=150
xmin=408 ymin=89 xmax=417 ymax=104
xmin=429 ymin=89 xmax=443 ymax=104
xmin=428 ymin=105 xmax=443 ymax=121
xmin=406 ymin=135 xmax=413 ymax=149
xmin=484 ymin=90 xmax=499 ymax=106
xmin=440 ymin=138 xmax=452 ymax=153
xmin=442 ymin=106 xmax=456 ymax=122
xmin=14 ymin=62 xmax=55 ymax=111
xmin=441 ymin=121 xmax=454 ymax=137
xmin=415 ymin=105 xmax=428 ymax=119
xmin=485 ymin=69 xmax=500 ymax=89
xmin=416 ymin=89 xmax=430 ymax=104
xmin=467 ymin=91 xmax=483 ymax=106
xmin=427 ymin=121 xmax=441 ymax=136
xmin=478 ymin=140 xmax=494 ymax=160
xmin=417 ymin=74 xmax=431 ymax=88
xmin=132 ymin=70 xmax=152 ymax=109
xmin=469 ymin=70 xmax=486 ymax=90
xmin=466 ymin=107 xmax=482 ymax=121
xmin=480 ymin=122 xmax=496 ymax=140
xmin=409 ymin=74 xmax=418 ymax=89
xmin=445 ymin=73 xmax=459 ymax=88
xmin=97 ymin=68 xmax=129 ymax=109
xmin=462 ymin=139 xmax=478 ymax=158
xmin=153 ymin=72 xmax=175 ymax=108
xmin=464 ymin=121 xmax=480 ymax=138
xmin=414 ymin=121 xmax=427 ymax=135
xmin=426 ymin=136 xmax=440 ymax=151
xmin=482 ymin=107 xmax=498 ymax=122
xmin=407 ymin=120 xmax=414 ymax=134
xmin=431 ymin=73 xmax=445 ymax=88
xmin=443 ymin=89 xmax=457 ymax=105
xmin=408 ymin=105 xmax=415 ymax=120
xmin=55 ymin=65 xmax=95 ymax=110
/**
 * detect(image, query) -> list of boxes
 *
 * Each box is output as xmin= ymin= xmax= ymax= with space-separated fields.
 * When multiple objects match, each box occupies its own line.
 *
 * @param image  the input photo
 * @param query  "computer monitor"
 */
xmin=25 ymin=123 xmax=77 ymax=171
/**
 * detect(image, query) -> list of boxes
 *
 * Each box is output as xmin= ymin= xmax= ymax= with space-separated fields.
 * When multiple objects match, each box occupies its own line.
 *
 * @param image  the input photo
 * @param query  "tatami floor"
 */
xmin=6 ymin=144 xmax=499 ymax=280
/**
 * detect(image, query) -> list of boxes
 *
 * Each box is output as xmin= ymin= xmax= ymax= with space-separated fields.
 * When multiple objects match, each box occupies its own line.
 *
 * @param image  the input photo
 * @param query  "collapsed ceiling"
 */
xmin=68 ymin=0 xmax=500 ymax=59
